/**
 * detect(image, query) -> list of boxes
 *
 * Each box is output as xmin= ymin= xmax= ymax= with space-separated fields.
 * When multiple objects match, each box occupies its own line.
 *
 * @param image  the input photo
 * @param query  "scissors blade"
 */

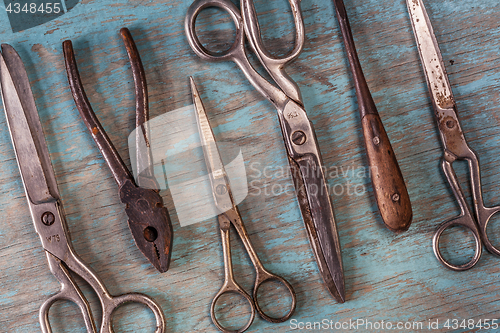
xmin=190 ymin=77 xmax=235 ymax=213
xmin=0 ymin=44 xmax=59 ymax=204
xmin=289 ymin=155 xmax=345 ymax=302
xmin=405 ymin=0 xmax=471 ymax=159
xmin=406 ymin=0 xmax=456 ymax=112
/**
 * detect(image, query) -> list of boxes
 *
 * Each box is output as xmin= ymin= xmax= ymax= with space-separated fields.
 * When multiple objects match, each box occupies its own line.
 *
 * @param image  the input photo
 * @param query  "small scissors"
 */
xmin=62 ymin=28 xmax=174 ymax=273
xmin=0 ymin=44 xmax=165 ymax=332
xmin=185 ymin=0 xmax=345 ymax=302
xmin=406 ymin=0 xmax=500 ymax=270
xmin=190 ymin=77 xmax=296 ymax=333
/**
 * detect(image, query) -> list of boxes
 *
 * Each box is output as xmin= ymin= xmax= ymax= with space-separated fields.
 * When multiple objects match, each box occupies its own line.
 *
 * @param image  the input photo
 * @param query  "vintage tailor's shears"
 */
xmin=406 ymin=0 xmax=500 ymax=270
xmin=62 ymin=28 xmax=174 ymax=273
xmin=185 ymin=0 xmax=345 ymax=302
xmin=0 ymin=44 xmax=166 ymax=332
xmin=190 ymin=77 xmax=296 ymax=333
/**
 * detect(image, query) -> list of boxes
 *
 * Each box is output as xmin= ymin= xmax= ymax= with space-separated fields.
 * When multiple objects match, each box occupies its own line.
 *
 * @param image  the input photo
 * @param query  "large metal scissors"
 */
xmin=0 ymin=44 xmax=165 ymax=332
xmin=406 ymin=0 xmax=500 ymax=270
xmin=190 ymin=77 xmax=296 ymax=333
xmin=185 ymin=0 xmax=345 ymax=302
xmin=62 ymin=28 xmax=174 ymax=273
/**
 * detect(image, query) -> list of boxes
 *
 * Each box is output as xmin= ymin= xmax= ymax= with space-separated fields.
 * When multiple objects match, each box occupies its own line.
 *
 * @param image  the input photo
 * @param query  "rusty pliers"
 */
xmin=63 ymin=28 xmax=173 ymax=272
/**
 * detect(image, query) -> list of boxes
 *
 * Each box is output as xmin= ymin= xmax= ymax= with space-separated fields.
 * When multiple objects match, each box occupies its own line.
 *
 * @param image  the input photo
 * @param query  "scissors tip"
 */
xmin=188 ymin=76 xmax=199 ymax=97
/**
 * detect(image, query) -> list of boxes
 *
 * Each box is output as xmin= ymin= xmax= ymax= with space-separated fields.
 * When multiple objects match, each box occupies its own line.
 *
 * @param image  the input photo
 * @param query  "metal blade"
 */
xmin=406 ymin=0 xmax=456 ymax=111
xmin=189 ymin=77 xmax=234 ymax=213
xmin=289 ymin=155 xmax=345 ymax=302
xmin=0 ymin=44 xmax=59 ymax=204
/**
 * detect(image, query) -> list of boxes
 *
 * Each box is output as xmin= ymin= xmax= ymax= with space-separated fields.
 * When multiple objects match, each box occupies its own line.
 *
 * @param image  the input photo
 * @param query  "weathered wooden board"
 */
xmin=0 ymin=0 xmax=500 ymax=332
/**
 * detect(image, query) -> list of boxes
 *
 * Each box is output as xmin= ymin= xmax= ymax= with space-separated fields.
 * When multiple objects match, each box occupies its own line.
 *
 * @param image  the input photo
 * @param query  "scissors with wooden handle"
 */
xmin=185 ymin=0 xmax=345 ymax=303
xmin=63 ymin=28 xmax=174 ymax=273
xmin=406 ymin=0 xmax=500 ymax=270
xmin=0 ymin=44 xmax=166 ymax=333
xmin=190 ymin=77 xmax=296 ymax=333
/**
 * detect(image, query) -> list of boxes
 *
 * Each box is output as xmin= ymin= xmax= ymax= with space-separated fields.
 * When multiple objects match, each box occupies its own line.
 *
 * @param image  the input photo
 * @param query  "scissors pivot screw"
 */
xmin=391 ymin=193 xmax=400 ymax=202
xmin=372 ymin=136 xmax=380 ymax=145
xmin=216 ymin=184 xmax=227 ymax=195
xmin=41 ymin=212 xmax=55 ymax=226
xmin=291 ymin=130 xmax=306 ymax=145
xmin=446 ymin=120 xmax=455 ymax=129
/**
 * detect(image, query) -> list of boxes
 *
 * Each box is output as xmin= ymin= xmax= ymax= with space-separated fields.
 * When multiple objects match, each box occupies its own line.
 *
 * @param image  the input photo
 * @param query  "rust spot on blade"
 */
xmin=92 ymin=127 xmax=98 ymax=135
xmin=436 ymin=92 xmax=454 ymax=109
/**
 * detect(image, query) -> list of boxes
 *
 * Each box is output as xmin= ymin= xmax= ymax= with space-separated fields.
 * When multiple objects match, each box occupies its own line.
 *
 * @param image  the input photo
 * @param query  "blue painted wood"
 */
xmin=1 ymin=0 xmax=500 ymax=332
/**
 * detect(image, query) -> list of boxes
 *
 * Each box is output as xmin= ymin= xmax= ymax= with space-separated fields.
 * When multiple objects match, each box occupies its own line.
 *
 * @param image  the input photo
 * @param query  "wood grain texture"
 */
xmin=0 ymin=0 xmax=499 ymax=332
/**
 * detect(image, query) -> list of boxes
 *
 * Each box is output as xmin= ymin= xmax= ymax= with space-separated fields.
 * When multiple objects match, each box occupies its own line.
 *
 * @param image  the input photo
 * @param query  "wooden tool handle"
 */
xmin=333 ymin=0 xmax=412 ymax=231
xmin=361 ymin=113 xmax=412 ymax=231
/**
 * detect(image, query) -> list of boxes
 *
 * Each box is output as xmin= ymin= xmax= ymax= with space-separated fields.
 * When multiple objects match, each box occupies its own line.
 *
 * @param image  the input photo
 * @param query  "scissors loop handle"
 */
xmin=185 ymin=0 xmax=244 ymax=62
xmin=253 ymin=268 xmax=296 ymax=323
xmin=40 ymin=253 xmax=96 ymax=333
xmin=432 ymin=214 xmax=482 ymax=271
xmin=240 ymin=0 xmax=304 ymax=103
xmin=210 ymin=279 xmax=256 ymax=333
xmin=41 ymin=249 xmax=166 ymax=333
xmin=185 ymin=0 xmax=290 ymax=110
xmin=478 ymin=206 xmax=500 ymax=256
xmin=433 ymin=154 xmax=500 ymax=271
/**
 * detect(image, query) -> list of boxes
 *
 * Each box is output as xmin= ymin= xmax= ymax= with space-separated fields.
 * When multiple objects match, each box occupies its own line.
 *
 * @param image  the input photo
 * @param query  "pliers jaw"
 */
xmin=120 ymin=179 xmax=173 ymax=272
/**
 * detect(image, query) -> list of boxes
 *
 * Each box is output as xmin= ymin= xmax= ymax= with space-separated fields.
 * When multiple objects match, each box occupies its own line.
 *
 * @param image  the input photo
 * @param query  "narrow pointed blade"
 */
xmin=405 ymin=0 xmax=455 ymax=110
xmin=0 ymin=44 xmax=59 ymax=204
xmin=289 ymin=156 xmax=345 ymax=302
xmin=189 ymin=77 xmax=234 ymax=212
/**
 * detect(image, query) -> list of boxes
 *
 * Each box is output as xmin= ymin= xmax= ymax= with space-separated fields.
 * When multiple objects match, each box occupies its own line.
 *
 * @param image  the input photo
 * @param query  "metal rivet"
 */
xmin=291 ymin=131 xmax=306 ymax=145
xmin=41 ymin=212 xmax=55 ymax=226
xmin=373 ymin=136 xmax=380 ymax=145
xmin=216 ymin=184 xmax=227 ymax=195
xmin=143 ymin=226 xmax=158 ymax=242
xmin=137 ymin=199 xmax=149 ymax=212
xmin=446 ymin=120 xmax=455 ymax=129
xmin=392 ymin=193 xmax=400 ymax=202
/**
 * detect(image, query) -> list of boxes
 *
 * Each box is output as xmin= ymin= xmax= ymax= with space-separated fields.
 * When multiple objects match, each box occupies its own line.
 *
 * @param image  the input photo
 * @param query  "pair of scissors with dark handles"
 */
xmin=406 ymin=0 xmax=500 ymax=270
xmin=190 ymin=77 xmax=296 ymax=333
xmin=185 ymin=0 xmax=345 ymax=302
xmin=0 ymin=44 xmax=165 ymax=332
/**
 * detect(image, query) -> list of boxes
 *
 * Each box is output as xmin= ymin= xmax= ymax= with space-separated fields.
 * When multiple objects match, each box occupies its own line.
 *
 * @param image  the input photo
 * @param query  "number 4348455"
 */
xmin=5 ymin=3 xmax=62 ymax=14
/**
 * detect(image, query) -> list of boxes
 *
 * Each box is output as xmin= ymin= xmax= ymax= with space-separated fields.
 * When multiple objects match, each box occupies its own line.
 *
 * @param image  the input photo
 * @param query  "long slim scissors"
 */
xmin=63 ymin=28 xmax=174 ymax=273
xmin=190 ymin=77 xmax=296 ymax=333
xmin=185 ymin=0 xmax=345 ymax=302
xmin=0 ymin=44 xmax=165 ymax=332
xmin=406 ymin=0 xmax=500 ymax=270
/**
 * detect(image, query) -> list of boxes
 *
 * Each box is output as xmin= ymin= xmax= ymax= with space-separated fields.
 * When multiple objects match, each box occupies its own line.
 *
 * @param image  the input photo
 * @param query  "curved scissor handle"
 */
xmin=44 ymin=248 xmax=166 ymax=333
xmin=433 ymin=214 xmax=482 ymax=271
xmin=185 ymin=0 xmax=244 ymax=62
xmin=477 ymin=205 xmax=500 ymax=256
xmin=433 ymin=156 xmax=483 ymax=271
xmin=466 ymin=149 xmax=500 ymax=257
xmin=240 ymin=0 xmax=304 ymax=104
xmin=185 ymin=0 xmax=288 ymax=110
xmin=40 ymin=252 xmax=96 ymax=333
xmin=252 ymin=268 xmax=296 ymax=323
xmin=210 ymin=279 xmax=256 ymax=333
